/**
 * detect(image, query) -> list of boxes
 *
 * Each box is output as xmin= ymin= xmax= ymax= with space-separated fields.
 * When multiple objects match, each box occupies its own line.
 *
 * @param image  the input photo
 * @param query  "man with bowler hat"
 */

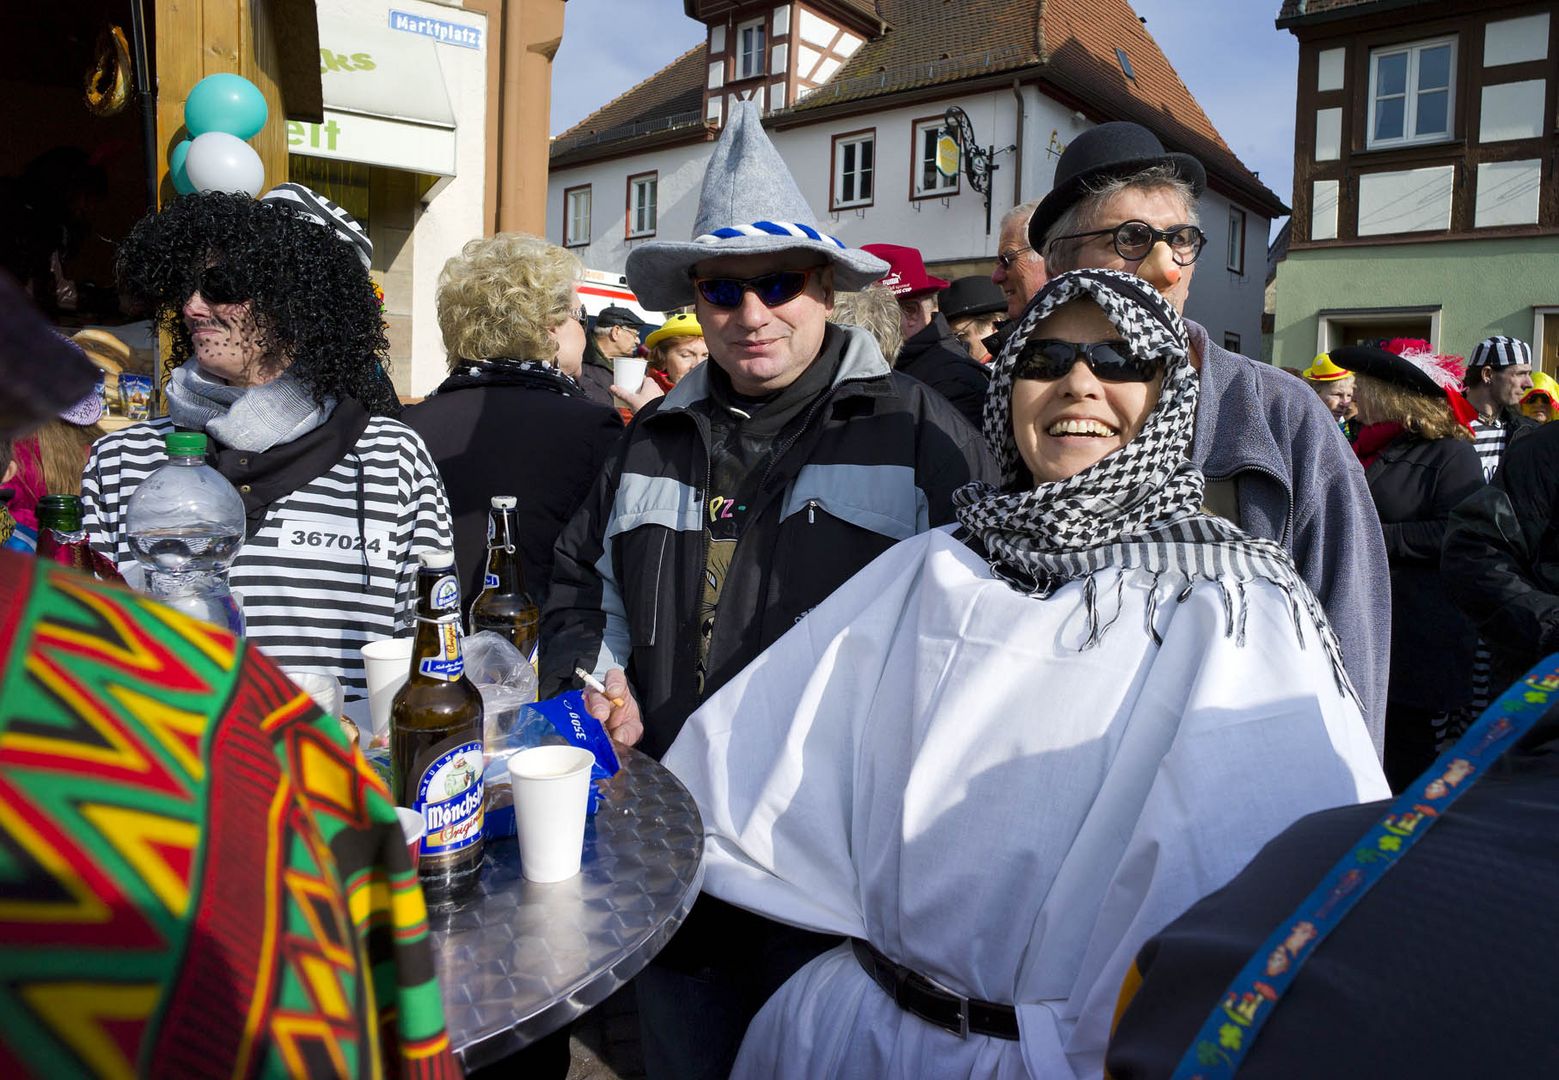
xmin=537 ymin=102 xmax=998 ymax=1079
xmin=862 ymin=242 xmax=989 ymax=427
xmin=1023 ymin=121 xmax=1390 ymax=753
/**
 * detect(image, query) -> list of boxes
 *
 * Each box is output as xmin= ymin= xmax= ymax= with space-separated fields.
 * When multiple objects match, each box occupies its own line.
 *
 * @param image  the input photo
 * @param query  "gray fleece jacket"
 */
xmin=1186 ymin=320 xmax=1389 ymax=755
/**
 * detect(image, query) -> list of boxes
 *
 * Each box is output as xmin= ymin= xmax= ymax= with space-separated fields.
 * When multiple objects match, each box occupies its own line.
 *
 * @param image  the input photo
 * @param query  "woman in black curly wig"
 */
xmin=84 ymin=188 xmax=452 ymax=725
xmin=115 ymin=190 xmax=397 ymax=415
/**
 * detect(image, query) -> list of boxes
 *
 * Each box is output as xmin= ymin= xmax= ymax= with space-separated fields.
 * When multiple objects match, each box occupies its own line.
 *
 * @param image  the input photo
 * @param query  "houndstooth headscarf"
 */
xmin=954 ymin=268 xmax=1354 ymax=699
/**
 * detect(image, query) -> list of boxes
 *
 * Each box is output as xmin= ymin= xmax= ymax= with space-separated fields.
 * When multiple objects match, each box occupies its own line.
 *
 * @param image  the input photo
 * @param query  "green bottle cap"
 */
xmin=166 ymin=431 xmax=207 ymax=456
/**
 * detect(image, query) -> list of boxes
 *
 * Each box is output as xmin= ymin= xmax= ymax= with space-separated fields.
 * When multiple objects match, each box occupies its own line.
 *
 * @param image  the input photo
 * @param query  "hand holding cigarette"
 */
xmin=577 ymin=666 xmax=643 ymax=747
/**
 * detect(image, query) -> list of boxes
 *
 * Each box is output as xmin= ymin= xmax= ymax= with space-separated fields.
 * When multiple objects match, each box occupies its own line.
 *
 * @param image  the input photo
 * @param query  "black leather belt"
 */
xmin=850 ymin=938 xmax=1019 ymax=1040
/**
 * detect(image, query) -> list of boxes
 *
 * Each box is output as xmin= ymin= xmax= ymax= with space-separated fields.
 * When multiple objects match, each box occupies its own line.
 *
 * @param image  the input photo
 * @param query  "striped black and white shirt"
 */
xmin=1469 ymin=417 xmax=1509 ymax=482
xmin=82 ymin=416 xmax=452 ymax=721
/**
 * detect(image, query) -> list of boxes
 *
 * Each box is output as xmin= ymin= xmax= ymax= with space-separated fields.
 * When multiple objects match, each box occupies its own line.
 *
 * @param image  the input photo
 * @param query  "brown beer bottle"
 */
xmin=392 ymin=549 xmax=486 ymax=903
xmin=468 ymin=495 xmax=540 ymax=663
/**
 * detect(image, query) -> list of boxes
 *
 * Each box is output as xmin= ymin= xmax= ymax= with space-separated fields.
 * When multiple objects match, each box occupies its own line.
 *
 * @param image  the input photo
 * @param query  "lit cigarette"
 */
xmin=575 ymin=667 xmax=625 ymax=709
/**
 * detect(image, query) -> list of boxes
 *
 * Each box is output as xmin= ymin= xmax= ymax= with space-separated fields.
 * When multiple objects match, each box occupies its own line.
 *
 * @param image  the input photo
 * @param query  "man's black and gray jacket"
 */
xmin=539 ymin=324 xmax=1000 ymax=757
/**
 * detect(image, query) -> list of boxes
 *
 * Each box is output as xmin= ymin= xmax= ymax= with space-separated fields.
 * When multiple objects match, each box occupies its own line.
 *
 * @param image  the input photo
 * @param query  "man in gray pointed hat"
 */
xmin=538 ymin=102 xmax=998 ymax=1078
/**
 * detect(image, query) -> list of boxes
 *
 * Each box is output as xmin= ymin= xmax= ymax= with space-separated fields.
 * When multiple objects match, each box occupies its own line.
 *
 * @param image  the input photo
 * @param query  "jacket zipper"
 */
xmin=807 ymin=499 xmax=817 ymax=524
xmin=1207 ymin=462 xmax=1295 ymax=548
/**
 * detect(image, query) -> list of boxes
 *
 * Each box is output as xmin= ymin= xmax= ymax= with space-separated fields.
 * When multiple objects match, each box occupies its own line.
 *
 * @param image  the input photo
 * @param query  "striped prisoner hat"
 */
xmin=1469 ymin=335 xmax=1532 ymax=370
xmin=259 ymin=182 xmax=372 ymax=270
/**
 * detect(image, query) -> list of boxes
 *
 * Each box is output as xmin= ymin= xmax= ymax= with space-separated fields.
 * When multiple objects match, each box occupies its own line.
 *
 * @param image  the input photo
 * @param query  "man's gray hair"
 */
xmin=1041 ymin=165 xmax=1199 ymax=273
xmin=830 ymin=284 xmax=902 ymax=367
xmin=999 ymin=199 xmax=1042 ymax=238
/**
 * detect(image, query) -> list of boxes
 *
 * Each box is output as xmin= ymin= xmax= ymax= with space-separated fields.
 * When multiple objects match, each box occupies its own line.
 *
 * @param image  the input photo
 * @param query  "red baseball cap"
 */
xmin=860 ymin=243 xmax=949 ymax=298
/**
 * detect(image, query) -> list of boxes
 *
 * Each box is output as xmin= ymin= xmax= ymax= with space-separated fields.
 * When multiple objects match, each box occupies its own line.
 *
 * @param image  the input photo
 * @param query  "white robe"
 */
xmin=663 ymin=528 xmax=1389 ymax=1079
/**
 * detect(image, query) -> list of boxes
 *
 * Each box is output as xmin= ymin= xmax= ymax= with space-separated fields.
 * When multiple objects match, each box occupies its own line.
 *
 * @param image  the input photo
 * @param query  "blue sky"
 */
xmin=550 ymin=1 xmax=1299 ymax=234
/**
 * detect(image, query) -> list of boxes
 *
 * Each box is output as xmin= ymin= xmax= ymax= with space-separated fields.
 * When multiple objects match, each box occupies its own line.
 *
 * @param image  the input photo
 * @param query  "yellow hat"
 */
xmin=1302 ymin=353 xmax=1352 ymax=382
xmin=643 ymin=313 xmax=703 ymax=351
xmin=1522 ymin=370 xmax=1558 ymax=406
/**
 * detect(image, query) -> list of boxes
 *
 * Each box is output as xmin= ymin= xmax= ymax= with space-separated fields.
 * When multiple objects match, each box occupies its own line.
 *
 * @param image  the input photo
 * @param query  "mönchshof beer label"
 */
xmin=416 ymin=742 xmax=485 ymax=855
xmin=483 ymin=572 xmax=500 ymax=589
xmin=432 ymin=574 xmax=461 ymax=612
xmin=418 ymin=621 xmax=465 ymax=680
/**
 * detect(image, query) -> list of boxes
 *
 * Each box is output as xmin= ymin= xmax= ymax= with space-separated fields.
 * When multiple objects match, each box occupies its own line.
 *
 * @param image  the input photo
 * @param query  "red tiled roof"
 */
xmin=552 ymin=42 xmax=708 ymax=148
xmin=552 ymin=0 xmax=1285 ymax=214
xmin=1037 ymin=0 xmax=1283 ymax=212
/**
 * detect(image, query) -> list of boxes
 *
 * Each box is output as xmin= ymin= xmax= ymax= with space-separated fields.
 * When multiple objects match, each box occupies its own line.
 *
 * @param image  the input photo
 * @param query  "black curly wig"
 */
xmin=115 ymin=192 xmax=398 ymax=415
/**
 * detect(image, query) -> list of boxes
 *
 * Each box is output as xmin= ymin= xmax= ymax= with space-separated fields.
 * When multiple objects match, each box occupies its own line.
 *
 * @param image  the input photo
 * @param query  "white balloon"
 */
xmin=184 ymin=131 xmax=264 ymax=197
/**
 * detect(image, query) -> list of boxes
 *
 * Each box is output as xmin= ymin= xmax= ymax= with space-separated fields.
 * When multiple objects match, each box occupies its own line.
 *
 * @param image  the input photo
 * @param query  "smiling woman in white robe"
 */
xmin=663 ymin=269 xmax=1389 ymax=1079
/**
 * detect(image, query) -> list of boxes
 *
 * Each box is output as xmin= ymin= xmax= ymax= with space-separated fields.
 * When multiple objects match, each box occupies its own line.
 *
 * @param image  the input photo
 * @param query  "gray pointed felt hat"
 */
xmin=625 ymin=101 xmax=888 ymax=310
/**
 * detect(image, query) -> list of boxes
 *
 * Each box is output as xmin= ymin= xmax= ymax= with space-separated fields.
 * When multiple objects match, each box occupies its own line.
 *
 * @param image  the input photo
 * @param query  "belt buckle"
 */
xmin=896 ymin=966 xmax=970 ymax=1040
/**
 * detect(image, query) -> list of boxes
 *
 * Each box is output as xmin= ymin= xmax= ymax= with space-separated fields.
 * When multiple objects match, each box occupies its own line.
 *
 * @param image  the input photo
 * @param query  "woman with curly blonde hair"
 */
xmin=1333 ymin=344 xmax=1482 ymax=791
xmin=405 ymin=233 xmax=623 ymax=604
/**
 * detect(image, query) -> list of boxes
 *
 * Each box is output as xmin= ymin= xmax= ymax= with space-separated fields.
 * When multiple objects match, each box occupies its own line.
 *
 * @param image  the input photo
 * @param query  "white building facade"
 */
xmin=548 ymin=1 xmax=1281 ymax=356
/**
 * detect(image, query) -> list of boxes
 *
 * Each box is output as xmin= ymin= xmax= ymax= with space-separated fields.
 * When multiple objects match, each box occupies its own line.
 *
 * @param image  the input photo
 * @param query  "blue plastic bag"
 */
xmin=483 ymin=689 xmax=620 ymax=839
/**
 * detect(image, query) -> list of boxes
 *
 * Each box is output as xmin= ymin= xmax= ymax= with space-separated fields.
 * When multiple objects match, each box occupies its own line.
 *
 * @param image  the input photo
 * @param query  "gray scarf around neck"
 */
xmin=165 ymin=359 xmax=335 ymax=453
xmin=953 ymin=268 xmax=1354 ymax=702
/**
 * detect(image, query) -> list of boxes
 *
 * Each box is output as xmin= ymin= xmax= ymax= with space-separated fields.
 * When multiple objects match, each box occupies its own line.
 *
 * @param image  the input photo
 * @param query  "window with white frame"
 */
xmin=1227 ymin=207 xmax=1246 ymax=273
xmin=627 ymin=173 xmax=657 ymax=238
xmin=912 ymin=118 xmax=958 ymax=198
xmin=1368 ymin=37 xmax=1455 ymax=148
xmin=564 ymin=185 xmax=591 ymax=247
xmin=832 ymin=130 xmax=875 ymax=209
xmin=736 ymin=17 xmax=766 ymax=80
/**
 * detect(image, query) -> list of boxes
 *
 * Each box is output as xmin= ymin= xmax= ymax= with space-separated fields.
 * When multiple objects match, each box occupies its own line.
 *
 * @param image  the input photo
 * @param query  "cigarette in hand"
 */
xmin=575 ymin=667 xmax=626 ymax=709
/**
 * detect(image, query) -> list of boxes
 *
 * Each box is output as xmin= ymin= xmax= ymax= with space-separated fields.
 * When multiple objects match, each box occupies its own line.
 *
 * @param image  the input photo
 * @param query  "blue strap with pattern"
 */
xmin=1171 ymin=654 xmax=1559 ymax=1078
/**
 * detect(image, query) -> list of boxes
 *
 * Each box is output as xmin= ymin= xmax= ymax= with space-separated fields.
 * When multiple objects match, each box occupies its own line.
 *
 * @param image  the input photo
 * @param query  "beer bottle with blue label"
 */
xmin=392 ymin=548 xmax=485 ymax=903
xmin=468 ymin=495 xmax=540 ymax=663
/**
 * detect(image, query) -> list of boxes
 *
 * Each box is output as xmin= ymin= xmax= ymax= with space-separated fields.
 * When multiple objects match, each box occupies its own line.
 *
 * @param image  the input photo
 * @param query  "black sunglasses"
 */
xmin=1048 ymin=221 xmax=1207 ymax=266
xmin=692 ymin=269 xmax=816 ymax=309
xmin=1013 ymin=339 xmax=1160 ymax=383
xmin=186 ymin=265 xmax=252 ymax=305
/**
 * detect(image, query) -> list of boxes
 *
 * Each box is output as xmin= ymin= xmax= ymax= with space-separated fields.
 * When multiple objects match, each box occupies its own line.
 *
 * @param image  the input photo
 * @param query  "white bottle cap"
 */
xmin=416 ymin=548 xmax=456 ymax=570
xmin=491 ymin=495 xmax=517 ymax=509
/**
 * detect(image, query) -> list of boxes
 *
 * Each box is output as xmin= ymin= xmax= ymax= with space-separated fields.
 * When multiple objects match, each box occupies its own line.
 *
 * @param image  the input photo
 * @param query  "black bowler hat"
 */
xmin=937 ymin=276 xmax=1006 ymax=321
xmin=1027 ymin=122 xmax=1207 ymax=252
xmin=1330 ymin=345 xmax=1443 ymax=399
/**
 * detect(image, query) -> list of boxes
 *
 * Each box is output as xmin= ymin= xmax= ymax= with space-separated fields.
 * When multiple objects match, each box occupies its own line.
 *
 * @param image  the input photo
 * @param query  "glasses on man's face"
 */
xmin=994 ymin=245 xmax=1034 ymax=271
xmin=186 ymin=265 xmax=251 ymax=306
xmin=1012 ymin=339 xmax=1161 ymax=383
xmin=693 ymin=269 xmax=816 ymax=310
xmin=1049 ymin=221 xmax=1207 ymax=266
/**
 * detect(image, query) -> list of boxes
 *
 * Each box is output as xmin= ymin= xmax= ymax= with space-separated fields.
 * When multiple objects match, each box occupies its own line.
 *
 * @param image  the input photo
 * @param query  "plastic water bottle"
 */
xmin=125 ymin=431 xmax=247 ymax=635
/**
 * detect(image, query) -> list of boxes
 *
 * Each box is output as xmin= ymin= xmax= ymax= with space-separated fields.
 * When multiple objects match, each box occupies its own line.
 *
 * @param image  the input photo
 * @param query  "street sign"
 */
xmin=934 ymin=133 xmax=960 ymax=178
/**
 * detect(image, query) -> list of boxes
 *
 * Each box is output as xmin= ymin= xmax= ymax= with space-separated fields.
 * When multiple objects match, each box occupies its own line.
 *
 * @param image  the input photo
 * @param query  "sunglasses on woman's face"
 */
xmin=1013 ymin=339 xmax=1161 ymax=383
xmin=186 ymin=265 xmax=252 ymax=306
xmin=692 ymin=269 xmax=816 ymax=309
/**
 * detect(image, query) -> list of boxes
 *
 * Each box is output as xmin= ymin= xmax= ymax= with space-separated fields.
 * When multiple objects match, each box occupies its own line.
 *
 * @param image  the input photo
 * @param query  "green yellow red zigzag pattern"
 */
xmin=0 ymin=555 xmax=458 ymax=1078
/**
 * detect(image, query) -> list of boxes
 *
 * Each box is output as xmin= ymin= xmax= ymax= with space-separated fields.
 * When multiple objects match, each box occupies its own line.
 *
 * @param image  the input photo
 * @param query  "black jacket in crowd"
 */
xmin=893 ymin=312 xmax=991 ymax=429
xmin=403 ymin=360 xmax=623 ymax=609
xmin=1364 ymin=430 xmax=1485 ymax=712
xmin=538 ymin=324 xmax=1000 ymax=758
xmin=575 ymin=336 xmax=620 ymax=410
xmin=1445 ymin=419 xmax=1559 ymax=688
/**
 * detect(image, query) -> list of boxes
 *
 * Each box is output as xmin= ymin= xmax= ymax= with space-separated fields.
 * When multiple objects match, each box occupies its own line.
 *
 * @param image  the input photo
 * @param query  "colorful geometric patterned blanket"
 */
xmin=0 ymin=552 xmax=463 ymax=1078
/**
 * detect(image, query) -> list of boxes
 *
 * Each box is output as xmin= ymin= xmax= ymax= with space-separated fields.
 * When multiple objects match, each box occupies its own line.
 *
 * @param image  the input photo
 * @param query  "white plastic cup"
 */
xmin=283 ymin=669 xmax=344 ymax=718
xmin=396 ymin=806 xmax=426 ymax=869
xmin=507 ymin=745 xmax=596 ymax=883
xmin=361 ymin=637 xmax=414 ymax=741
xmin=613 ymin=356 xmax=647 ymax=394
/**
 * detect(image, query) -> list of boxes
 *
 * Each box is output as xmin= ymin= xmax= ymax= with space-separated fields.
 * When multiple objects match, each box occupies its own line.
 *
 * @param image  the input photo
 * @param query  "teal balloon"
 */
xmin=169 ymin=140 xmax=196 ymax=195
xmin=184 ymin=73 xmax=268 ymax=139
